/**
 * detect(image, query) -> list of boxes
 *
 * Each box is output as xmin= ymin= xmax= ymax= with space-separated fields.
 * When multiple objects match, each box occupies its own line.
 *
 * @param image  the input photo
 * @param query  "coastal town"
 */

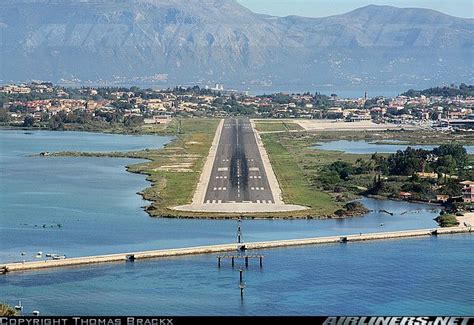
xmin=1 ymin=82 xmax=473 ymax=225
xmin=1 ymin=82 xmax=473 ymax=131
xmin=1 ymin=0 xmax=473 ymax=318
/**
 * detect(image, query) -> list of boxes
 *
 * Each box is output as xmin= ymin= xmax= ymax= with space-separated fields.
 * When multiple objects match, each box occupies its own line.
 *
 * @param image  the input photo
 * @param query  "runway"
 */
xmin=203 ymin=118 xmax=274 ymax=204
xmin=175 ymin=118 xmax=307 ymax=214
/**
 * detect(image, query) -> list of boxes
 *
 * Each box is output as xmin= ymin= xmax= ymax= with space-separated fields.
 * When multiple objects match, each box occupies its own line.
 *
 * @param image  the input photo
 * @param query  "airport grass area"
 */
xmin=261 ymin=134 xmax=339 ymax=215
xmin=262 ymin=129 xmax=474 ymax=218
xmin=39 ymin=118 xmax=474 ymax=219
xmin=254 ymin=121 xmax=304 ymax=132
xmin=261 ymin=132 xmax=377 ymax=216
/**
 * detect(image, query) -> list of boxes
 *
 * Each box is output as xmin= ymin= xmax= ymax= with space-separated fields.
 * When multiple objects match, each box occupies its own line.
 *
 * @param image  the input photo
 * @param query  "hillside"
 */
xmin=1 ymin=1 xmax=473 ymax=90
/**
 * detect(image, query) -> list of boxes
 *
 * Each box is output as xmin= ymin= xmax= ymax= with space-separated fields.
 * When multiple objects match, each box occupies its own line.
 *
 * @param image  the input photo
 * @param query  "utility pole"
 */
xmin=237 ymin=218 xmax=242 ymax=244
xmin=239 ymin=268 xmax=245 ymax=300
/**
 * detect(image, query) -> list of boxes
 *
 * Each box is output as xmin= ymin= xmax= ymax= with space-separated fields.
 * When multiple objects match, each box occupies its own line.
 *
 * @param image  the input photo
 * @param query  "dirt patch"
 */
xmin=155 ymin=163 xmax=194 ymax=172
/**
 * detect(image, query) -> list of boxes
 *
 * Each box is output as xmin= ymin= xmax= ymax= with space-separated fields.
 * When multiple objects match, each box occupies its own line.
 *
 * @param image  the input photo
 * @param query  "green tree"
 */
xmin=438 ymin=179 xmax=462 ymax=197
xmin=0 ymin=108 xmax=10 ymax=122
xmin=124 ymin=115 xmax=144 ymax=127
xmin=436 ymin=155 xmax=457 ymax=175
xmin=48 ymin=114 xmax=65 ymax=130
xmin=22 ymin=115 xmax=35 ymax=127
xmin=433 ymin=144 xmax=467 ymax=170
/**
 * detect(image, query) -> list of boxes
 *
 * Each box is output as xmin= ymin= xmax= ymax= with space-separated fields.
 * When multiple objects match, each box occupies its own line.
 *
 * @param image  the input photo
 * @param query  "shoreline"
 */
xmin=32 ymin=152 xmax=436 ymax=220
xmin=2 ymin=226 xmax=471 ymax=274
xmin=0 ymin=124 xmax=174 ymax=136
xmin=38 ymin=150 xmax=371 ymax=220
xmin=11 ymin=125 xmax=456 ymax=219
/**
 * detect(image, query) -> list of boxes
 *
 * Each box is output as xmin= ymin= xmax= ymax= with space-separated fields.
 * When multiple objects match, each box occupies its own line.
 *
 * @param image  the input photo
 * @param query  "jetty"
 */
xmin=1 ymin=226 xmax=471 ymax=274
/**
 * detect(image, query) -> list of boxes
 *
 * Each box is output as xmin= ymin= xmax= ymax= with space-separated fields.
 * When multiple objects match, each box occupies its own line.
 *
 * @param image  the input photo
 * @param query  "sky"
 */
xmin=237 ymin=0 xmax=474 ymax=18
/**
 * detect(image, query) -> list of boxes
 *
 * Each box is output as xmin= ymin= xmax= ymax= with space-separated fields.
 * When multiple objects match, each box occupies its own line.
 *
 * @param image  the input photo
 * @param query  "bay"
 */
xmin=0 ymin=235 xmax=472 ymax=315
xmin=0 ymin=130 xmax=442 ymax=263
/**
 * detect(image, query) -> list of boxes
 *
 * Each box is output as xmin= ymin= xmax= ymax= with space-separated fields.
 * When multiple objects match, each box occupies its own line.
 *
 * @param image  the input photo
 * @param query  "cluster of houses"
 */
xmin=1 ymin=83 xmax=474 ymax=129
xmin=399 ymin=172 xmax=474 ymax=204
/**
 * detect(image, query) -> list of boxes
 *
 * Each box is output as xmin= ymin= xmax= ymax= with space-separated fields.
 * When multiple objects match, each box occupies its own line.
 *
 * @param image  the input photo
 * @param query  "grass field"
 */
xmin=126 ymin=118 xmax=220 ymax=216
xmin=255 ymin=121 xmax=304 ymax=132
xmin=262 ymin=134 xmax=338 ymax=216
xmin=47 ymin=119 xmax=474 ymax=219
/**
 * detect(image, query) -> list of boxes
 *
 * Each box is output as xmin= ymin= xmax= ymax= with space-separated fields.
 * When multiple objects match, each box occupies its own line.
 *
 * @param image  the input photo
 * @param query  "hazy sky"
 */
xmin=237 ymin=0 xmax=474 ymax=18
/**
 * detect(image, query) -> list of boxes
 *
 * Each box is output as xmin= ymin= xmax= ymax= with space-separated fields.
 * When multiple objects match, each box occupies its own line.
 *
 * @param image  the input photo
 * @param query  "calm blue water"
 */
xmin=1 ymin=235 xmax=472 ymax=315
xmin=0 ymin=130 xmax=442 ymax=263
xmin=315 ymin=140 xmax=474 ymax=154
xmin=0 ymin=130 xmax=472 ymax=315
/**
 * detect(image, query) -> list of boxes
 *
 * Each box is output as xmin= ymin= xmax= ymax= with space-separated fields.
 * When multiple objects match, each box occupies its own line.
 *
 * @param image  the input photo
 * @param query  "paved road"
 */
xmin=204 ymin=118 xmax=274 ymax=204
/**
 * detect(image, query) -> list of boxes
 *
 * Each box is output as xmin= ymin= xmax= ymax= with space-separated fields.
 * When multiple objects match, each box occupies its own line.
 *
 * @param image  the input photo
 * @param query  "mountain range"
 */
xmin=1 ymin=0 xmax=473 ymax=91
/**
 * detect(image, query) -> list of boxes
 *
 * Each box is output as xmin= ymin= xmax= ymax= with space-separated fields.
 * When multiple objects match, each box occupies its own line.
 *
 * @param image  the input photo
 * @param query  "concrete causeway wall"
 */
xmin=1 ymin=226 xmax=470 ymax=273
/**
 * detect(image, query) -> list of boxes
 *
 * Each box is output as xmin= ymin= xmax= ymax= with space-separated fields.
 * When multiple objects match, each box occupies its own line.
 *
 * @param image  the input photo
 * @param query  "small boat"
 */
xmin=380 ymin=223 xmax=385 ymax=227
xmin=21 ymin=252 xmax=26 ymax=256
xmin=45 ymin=253 xmax=52 ymax=257
xmin=14 ymin=301 xmax=23 ymax=311
xmin=32 ymin=311 xmax=40 ymax=316
xmin=35 ymin=252 xmax=43 ymax=258
xmin=52 ymin=255 xmax=66 ymax=260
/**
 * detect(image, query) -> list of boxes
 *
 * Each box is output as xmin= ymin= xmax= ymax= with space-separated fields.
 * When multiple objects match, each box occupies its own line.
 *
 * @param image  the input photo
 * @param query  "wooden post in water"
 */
xmin=239 ymin=267 xmax=245 ymax=300
xmin=231 ymin=257 xmax=234 ymax=267
xmin=259 ymin=256 xmax=263 ymax=268
xmin=218 ymin=257 xmax=221 ymax=268
xmin=245 ymin=256 xmax=249 ymax=268
xmin=237 ymin=218 xmax=242 ymax=244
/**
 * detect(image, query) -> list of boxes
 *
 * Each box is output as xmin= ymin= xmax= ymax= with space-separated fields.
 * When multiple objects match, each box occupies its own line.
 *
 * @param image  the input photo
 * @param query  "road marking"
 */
xmin=223 ymin=187 xmax=227 ymax=191
xmin=213 ymin=187 xmax=217 ymax=191
xmin=206 ymin=200 xmax=210 ymax=204
xmin=249 ymin=167 xmax=259 ymax=171
xmin=218 ymin=200 xmax=222 ymax=204
xmin=218 ymin=167 xmax=228 ymax=172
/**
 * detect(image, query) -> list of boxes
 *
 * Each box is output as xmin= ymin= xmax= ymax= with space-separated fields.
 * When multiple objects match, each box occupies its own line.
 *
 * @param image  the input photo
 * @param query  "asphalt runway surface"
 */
xmin=204 ymin=118 xmax=274 ymax=204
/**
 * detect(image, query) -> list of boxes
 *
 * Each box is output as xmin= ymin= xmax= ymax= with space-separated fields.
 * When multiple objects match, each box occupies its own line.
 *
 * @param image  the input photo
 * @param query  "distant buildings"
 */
xmin=1 ymin=82 xmax=473 ymax=129
xmin=461 ymin=181 xmax=474 ymax=203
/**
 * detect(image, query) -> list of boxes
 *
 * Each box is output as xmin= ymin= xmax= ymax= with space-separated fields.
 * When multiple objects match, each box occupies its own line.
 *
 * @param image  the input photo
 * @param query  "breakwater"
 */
xmin=2 ymin=226 xmax=470 ymax=273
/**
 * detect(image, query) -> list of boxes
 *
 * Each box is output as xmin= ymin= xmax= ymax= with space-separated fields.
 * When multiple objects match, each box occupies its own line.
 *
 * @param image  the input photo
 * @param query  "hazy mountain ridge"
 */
xmin=1 ymin=0 xmax=472 ymax=89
